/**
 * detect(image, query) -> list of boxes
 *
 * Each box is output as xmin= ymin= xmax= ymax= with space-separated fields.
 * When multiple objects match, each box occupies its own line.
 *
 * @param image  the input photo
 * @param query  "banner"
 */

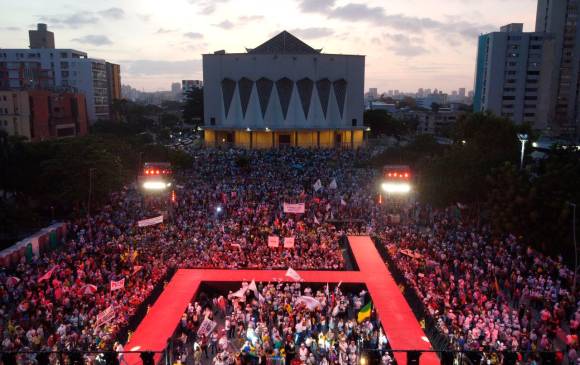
xmin=110 ymin=278 xmax=125 ymax=291
xmin=283 ymin=237 xmax=295 ymax=248
xmin=137 ymin=215 xmax=164 ymax=227
xmin=283 ymin=203 xmax=305 ymax=214
xmin=37 ymin=266 xmax=57 ymax=283
xmin=313 ymin=179 xmax=323 ymax=192
xmin=95 ymin=305 xmax=116 ymax=327
xmin=197 ymin=318 xmax=217 ymax=337
xmin=268 ymin=236 xmax=279 ymax=248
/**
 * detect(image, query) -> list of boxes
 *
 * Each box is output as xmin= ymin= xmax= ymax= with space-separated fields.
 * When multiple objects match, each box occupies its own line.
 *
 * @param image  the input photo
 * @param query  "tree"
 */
xmin=363 ymin=110 xmax=411 ymax=137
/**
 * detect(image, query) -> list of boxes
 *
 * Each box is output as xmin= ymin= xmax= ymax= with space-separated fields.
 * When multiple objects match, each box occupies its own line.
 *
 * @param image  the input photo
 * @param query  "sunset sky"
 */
xmin=0 ymin=0 xmax=538 ymax=93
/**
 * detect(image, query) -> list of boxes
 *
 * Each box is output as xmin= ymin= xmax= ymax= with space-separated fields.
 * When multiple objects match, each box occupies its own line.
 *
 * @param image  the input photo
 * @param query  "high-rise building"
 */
xmin=368 ymin=88 xmax=378 ymax=99
xmin=458 ymin=88 xmax=466 ymax=97
xmin=28 ymin=23 xmax=55 ymax=49
xmin=535 ymin=0 xmax=580 ymax=137
xmin=0 ymin=24 xmax=118 ymax=123
xmin=106 ymin=62 xmax=121 ymax=120
xmin=473 ymin=23 xmax=555 ymax=129
xmin=171 ymin=82 xmax=181 ymax=100
xmin=474 ymin=1 xmax=580 ymax=137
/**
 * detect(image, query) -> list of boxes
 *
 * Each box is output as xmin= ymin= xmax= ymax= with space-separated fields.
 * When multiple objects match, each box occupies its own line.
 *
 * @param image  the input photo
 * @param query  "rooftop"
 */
xmin=247 ymin=31 xmax=321 ymax=55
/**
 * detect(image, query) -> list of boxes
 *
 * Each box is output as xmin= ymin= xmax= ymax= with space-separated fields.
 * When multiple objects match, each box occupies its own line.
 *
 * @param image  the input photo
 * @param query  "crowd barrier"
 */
xmin=0 ymin=222 xmax=67 ymax=268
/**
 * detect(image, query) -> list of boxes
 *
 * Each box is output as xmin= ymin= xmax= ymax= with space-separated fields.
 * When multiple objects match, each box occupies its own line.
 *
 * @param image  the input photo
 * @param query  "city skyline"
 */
xmin=0 ymin=0 xmax=537 ymax=92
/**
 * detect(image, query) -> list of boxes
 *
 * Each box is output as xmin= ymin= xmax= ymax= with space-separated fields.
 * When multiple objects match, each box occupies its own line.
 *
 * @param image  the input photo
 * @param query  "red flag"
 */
xmin=37 ymin=266 xmax=57 ymax=283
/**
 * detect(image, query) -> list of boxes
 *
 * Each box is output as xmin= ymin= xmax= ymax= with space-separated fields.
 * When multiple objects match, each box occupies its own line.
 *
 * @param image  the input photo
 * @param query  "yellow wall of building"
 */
xmin=203 ymin=129 xmax=364 ymax=149
xmin=296 ymin=131 xmax=315 ymax=148
xmin=235 ymin=131 xmax=251 ymax=148
xmin=204 ymin=130 xmax=215 ymax=146
xmin=253 ymin=131 xmax=273 ymax=149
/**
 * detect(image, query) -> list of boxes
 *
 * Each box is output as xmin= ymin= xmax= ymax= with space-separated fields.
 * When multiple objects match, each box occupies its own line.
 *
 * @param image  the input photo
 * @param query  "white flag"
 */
xmin=285 ymin=267 xmax=302 ymax=282
xmin=248 ymin=280 xmax=265 ymax=303
xmin=313 ymin=216 xmax=320 ymax=225
xmin=329 ymin=179 xmax=338 ymax=189
xmin=340 ymin=198 xmax=347 ymax=206
xmin=295 ymin=296 xmax=322 ymax=311
xmin=313 ymin=179 xmax=322 ymax=192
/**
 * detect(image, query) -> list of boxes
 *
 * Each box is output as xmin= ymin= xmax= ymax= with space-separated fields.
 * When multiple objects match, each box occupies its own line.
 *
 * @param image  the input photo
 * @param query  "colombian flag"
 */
xmin=357 ymin=301 xmax=372 ymax=323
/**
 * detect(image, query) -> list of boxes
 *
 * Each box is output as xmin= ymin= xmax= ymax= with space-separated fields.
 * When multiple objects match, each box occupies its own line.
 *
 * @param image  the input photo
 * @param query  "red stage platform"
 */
xmin=125 ymin=236 xmax=438 ymax=365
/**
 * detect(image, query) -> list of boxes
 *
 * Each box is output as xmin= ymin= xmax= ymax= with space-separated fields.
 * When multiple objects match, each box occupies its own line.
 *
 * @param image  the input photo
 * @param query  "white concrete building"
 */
xmin=202 ymin=31 xmax=365 ymax=148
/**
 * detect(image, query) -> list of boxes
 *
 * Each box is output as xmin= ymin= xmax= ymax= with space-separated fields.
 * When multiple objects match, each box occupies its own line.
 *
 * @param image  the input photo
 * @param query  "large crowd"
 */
xmin=0 ymin=146 xmax=578 ymax=365
xmin=172 ymin=282 xmax=389 ymax=365
xmin=0 ymin=148 xmax=378 ymax=363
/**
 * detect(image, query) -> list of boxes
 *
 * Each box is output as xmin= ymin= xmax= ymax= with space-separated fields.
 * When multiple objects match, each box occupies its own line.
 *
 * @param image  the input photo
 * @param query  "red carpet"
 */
xmin=348 ymin=236 xmax=439 ymax=365
xmin=125 ymin=236 xmax=438 ymax=365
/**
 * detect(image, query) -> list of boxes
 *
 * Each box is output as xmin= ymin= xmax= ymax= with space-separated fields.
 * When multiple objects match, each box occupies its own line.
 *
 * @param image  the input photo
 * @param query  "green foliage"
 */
xmin=363 ymin=110 xmax=414 ymax=137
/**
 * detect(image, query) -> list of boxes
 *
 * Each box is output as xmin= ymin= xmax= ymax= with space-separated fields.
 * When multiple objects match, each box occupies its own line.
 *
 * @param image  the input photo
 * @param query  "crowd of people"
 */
xmin=0 ymin=145 xmax=578 ymax=365
xmin=171 ymin=282 xmax=390 ymax=365
xmin=0 ymin=148 xmax=379 ymax=363
xmin=376 ymin=212 xmax=579 ymax=362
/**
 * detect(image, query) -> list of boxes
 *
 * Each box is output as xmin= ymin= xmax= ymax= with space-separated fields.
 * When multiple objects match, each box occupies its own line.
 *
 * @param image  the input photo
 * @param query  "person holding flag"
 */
xmin=357 ymin=301 xmax=372 ymax=323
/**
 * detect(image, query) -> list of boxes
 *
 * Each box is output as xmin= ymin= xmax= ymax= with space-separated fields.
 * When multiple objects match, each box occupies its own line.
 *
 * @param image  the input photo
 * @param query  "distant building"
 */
xmin=458 ymin=88 xmax=466 ymax=98
xmin=0 ymin=89 xmax=88 ymax=141
xmin=416 ymin=93 xmax=448 ymax=109
xmin=171 ymin=82 xmax=181 ymax=100
xmin=0 ymin=24 xmax=117 ymax=123
xmin=535 ymin=0 xmax=580 ymax=137
xmin=367 ymin=101 xmax=397 ymax=113
xmin=106 ymin=62 xmax=121 ymax=120
xmin=28 ymin=23 xmax=55 ymax=49
xmin=367 ymin=87 xmax=378 ymax=99
xmin=474 ymin=0 xmax=580 ymax=138
xmin=202 ymin=31 xmax=365 ymax=148
xmin=182 ymin=80 xmax=203 ymax=94
xmin=473 ymin=23 xmax=554 ymax=129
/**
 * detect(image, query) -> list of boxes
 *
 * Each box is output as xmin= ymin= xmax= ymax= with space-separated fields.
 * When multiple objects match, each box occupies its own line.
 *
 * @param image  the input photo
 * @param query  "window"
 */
xmin=525 ymin=96 xmax=538 ymax=100
xmin=524 ymin=112 xmax=535 ymax=117
xmin=503 ymin=96 xmax=515 ymax=100
xmin=352 ymin=118 xmax=357 ymax=126
xmin=527 ymin=71 xmax=540 ymax=75
xmin=210 ymin=117 xmax=216 ymax=126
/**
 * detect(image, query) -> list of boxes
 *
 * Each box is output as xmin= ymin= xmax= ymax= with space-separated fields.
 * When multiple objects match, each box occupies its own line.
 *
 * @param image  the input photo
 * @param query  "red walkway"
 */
xmin=125 ymin=236 xmax=438 ymax=365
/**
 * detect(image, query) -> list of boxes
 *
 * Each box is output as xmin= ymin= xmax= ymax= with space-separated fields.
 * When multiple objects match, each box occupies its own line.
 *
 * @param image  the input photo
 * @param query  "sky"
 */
xmin=0 ymin=0 xmax=538 ymax=93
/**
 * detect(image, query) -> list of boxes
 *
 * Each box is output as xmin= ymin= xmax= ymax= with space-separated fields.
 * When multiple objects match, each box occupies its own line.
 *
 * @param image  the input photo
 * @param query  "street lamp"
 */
xmin=517 ymin=133 xmax=528 ymax=169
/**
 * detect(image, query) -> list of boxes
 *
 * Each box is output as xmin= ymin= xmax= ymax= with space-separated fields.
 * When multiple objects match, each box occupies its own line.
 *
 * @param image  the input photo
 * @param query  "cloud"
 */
xmin=0 ymin=26 xmax=20 ymax=31
xmin=40 ymin=12 xmax=99 ymax=28
xmin=38 ymin=8 xmax=127 ymax=28
xmin=299 ymin=1 xmax=495 ymax=42
xmin=289 ymin=27 xmax=334 ymax=39
xmin=238 ymin=15 xmax=264 ymax=23
xmin=383 ymin=33 xmax=428 ymax=57
xmin=138 ymin=14 xmax=151 ymax=22
xmin=189 ymin=0 xmax=230 ymax=15
xmin=184 ymin=32 xmax=203 ymax=39
xmin=214 ymin=20 xmax=234 ymax=29
xmin=156 ymin=28 xmax=176 ymax=34
xmin=98 ymin=7 xmax=125 ymax=20
xmin=72 ymin=34 xmax=113 ymax=46
xmin=122 ymin=59 xmax=202 ymax=75
xmin=298 ymin=0 xmax=336 ymax=12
